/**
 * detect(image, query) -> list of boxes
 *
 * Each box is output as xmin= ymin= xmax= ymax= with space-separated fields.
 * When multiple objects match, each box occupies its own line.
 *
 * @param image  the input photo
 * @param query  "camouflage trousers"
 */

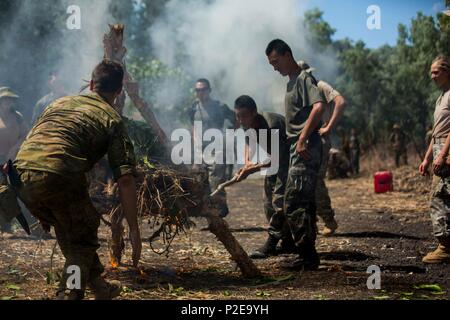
xmin=284 ymin=134 xmax=322 ymax=248
xmin=17 ymin=169 xmax=103 ymax=294
xmin=315 ymin=137 xmax=335 ymax=225
xmin=264 ymin=163 xmax=290 ymax=240
xmin=206 ymin=163 xmax=232 ymax=217
xmin=349 ymin=149 xmax=360 ymax=175
xmin=430 ymin=144 xmax=450 ymax=239
xmin=394 ymin=149 xmax=408 ymax=167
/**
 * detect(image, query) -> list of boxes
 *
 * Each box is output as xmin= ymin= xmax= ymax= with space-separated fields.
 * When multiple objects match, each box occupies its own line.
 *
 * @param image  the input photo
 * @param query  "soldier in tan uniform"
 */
xmin=419 ymin=55 xmax=450 ymax=264
xmin=0 ymin=87 xmax=28 ymax=232
xmin=298 ymin=62 xmax=346 ymax=236
xmin=14 ymin=60 xmax=142 ymax=299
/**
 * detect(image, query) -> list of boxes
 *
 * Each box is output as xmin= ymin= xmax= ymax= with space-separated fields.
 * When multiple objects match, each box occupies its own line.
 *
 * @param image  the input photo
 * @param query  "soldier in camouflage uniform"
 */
xmin=349 ymin=128 xmax=360 ymax=175
xmin=14 ymin=60 xmax=142 ymax=299
xmin=419 ymin=55 xmax=450 ymax=264
xmin=0 ymin=87 xmax=28 ymax=232
xmin=232 ymin=95 xmax=295 ymax=258
xmin=188 ymin=78 xmax=235 ymax=217
xmin=266 ymin=39 xmax=326 ymax=270
xmin=389 ymin=124 xmax=408 ymax=167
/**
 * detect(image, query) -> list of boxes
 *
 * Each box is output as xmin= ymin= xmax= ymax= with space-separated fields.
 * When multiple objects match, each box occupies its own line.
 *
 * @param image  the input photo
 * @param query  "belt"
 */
xmin=433 ymin=136 xmax=447 ymax=144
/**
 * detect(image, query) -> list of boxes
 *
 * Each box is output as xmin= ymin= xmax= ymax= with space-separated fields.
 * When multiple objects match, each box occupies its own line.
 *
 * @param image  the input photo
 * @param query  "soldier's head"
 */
xmin=90 ymin=60 xmax=124 ymax=102
xmin=194 ymin=78 xmax=211 ymax=103
xmin=0 ymin=87 xmax=19 ymax=112
xmin=234 ymin=95 xmax=258 ymax=129
xmin=431 ymin=55 xmax=450 ymax=90
xmin=266 ymin=39 xmax=298 ymax=77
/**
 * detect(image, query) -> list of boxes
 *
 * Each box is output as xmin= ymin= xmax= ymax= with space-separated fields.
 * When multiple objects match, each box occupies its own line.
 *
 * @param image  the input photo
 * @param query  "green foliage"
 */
xmin=303 ymin=8 xmax=447 ymax=151
xmin=126 ymin=58 xmax=194 ymax=126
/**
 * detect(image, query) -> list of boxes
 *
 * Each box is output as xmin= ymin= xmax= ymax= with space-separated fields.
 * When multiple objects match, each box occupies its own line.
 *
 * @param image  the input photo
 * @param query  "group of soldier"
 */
xmin=188 ymin=40 xmax=348 ymax=268
xmin=0 ymin=40 xmax=351 ymax=299
xmin=1 ymin=40 xmax=449 ymax=301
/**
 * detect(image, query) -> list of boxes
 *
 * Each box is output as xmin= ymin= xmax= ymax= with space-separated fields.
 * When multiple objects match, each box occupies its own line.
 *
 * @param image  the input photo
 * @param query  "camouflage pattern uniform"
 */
xmin=189 ymin=99 xmax=235 ymax=217
xmin=14 ymin=93 xmax=136 ymax=297
xmin=349 ymin=132 xmax=360 ymax=175
xmin=429 ymin=89 xmax=450 ymax=241
xmin=284 ymin=70 xmax=325 ymax=259
xmin=32 ymin=92 xmax=65 ymax=124
xmin=389 ymin=125 xmax=408 ymax=167
xmin=431 ymin=140 xmax=450 ymax=239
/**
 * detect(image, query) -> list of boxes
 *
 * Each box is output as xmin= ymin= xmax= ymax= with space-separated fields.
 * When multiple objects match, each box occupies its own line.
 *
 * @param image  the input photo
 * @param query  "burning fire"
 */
xmin=109 ymin=253 xmax=119 ymax=269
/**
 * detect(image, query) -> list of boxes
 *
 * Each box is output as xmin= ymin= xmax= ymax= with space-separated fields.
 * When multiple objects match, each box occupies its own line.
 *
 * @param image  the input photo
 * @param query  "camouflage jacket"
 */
xmin=15 ymin=93 xmax=136 ymax=181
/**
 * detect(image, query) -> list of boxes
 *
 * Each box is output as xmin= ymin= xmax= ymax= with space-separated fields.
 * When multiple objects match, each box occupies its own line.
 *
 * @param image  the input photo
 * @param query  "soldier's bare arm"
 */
xmin=117 ymin=174 xmax=142 ymax=267
xmin=320 ymin=95 xmax=346 ymax=136
xmin=420 ymin=140 xmax=434 ymax=176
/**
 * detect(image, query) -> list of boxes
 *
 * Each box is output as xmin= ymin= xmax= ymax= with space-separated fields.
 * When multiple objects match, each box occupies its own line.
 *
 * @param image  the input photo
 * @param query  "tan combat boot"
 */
xmin=320 ymin=218 xmax=338 ymax=237
xmin=422 ymin=238 xmax=450 ymax=264
xmin=88 ymin=276 xmax=122 ymax=300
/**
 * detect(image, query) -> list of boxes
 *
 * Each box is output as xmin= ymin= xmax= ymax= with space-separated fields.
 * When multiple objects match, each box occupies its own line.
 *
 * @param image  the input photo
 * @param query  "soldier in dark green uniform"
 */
xmin=188 ymin=78 xmax=235 ymax=217
xmin=14 ymin=60 xmax=142 ymax=299
xmin=233 ymin=95 xmax=295 ymax=258
xmin=266 ymin=39 xmax=326 ymax=270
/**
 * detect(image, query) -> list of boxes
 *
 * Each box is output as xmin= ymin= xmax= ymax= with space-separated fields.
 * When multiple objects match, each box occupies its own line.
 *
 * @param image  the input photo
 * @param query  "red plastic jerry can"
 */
xmin=374 ymin=171 xmax=393 ymax=193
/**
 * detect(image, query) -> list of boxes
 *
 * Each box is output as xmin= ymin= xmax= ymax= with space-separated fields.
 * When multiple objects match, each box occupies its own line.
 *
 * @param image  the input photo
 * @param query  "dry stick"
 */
xmin=202 ymin=206 xmax=261 ymax=278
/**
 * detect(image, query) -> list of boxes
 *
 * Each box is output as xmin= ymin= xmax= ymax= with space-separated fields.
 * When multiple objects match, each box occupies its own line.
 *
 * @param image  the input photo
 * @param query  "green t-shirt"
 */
xmin=285 ymin=71 xmax=325 ymax=139
xmin=15 ymin=93 xmax=136 ymax=181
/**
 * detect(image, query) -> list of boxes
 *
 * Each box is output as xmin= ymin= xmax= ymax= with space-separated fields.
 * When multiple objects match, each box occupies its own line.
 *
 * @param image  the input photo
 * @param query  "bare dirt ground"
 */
xmin=1 ymin=164 xmax=449 ymax=300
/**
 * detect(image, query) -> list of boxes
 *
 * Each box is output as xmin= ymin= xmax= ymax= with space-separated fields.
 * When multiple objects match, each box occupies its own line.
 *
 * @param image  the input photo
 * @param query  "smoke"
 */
xmin=0 ymin=0 xmax=113 ymax=120
xmin=150 ymin=0 xmax=338 ymax=113
xmin=57 ymin=0 xmax=114 ymax=94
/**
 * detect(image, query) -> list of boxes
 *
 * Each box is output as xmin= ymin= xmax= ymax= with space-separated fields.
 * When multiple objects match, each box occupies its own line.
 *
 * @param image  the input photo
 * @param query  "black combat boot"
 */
xmin=277 ymin=235 xmax=298 ymax=254
xmin=250 ymin=235 xmax=279 ymax=259
xmin=283 ymin=244 xmax=320 ymax=271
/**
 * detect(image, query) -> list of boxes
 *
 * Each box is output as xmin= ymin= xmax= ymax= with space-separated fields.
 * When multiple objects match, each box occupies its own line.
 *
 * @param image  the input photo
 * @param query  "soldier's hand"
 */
xmin=432 ymin=154 xmax=446 ymax=175
xmin=419 ymin=159 xmax=430 ymax=176
xmin=296 ymin=139 xmax=311 ymax=160
xmin=236 ymin=166 xmax=251 ymax=182
xmin=319 ymin=126 xmax=330 ymax=137
xmin=129 ymin=228 xmax=142 ymax=267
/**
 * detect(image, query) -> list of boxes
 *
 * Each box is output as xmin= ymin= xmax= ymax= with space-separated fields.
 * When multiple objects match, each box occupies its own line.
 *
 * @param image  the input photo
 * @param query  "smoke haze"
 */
xmin=150 ymin=0 xmax=338 ymax=113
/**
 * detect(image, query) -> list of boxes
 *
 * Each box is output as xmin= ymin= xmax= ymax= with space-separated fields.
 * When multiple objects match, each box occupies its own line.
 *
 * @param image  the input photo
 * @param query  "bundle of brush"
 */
xmin=136 ymin=163 xmax=210 ymax=254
